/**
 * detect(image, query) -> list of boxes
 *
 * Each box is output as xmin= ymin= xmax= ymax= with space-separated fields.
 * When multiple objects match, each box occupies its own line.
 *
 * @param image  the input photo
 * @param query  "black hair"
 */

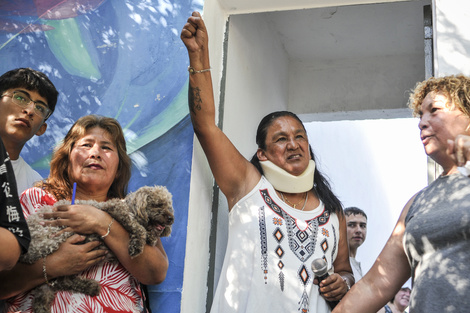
xmin=344 ymin=207 xmax=367 ymax=220
xmin=250 ymin=111 xmax=343 ymax=215
xmin=390 ymin=287 xmax=411 ymax=303
xmin=0 ymin=68 xmax=58 ymax=118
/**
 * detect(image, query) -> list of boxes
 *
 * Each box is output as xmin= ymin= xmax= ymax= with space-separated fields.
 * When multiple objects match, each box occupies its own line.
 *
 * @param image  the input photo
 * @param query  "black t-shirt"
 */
xmin=0 ymin=138 xmax=30 ymax=254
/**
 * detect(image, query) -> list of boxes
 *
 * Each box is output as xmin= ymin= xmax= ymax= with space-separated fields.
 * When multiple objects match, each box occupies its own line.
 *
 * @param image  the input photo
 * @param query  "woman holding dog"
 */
xmin=181 ymin=12 xmax=353 ymax=313
xmin=1 ymin=115 xmax=169 ymax=312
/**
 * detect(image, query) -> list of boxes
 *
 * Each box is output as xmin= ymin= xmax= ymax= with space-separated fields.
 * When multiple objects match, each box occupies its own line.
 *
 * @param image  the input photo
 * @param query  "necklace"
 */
xmin=280 ymin=192 xmax=308 ymax=211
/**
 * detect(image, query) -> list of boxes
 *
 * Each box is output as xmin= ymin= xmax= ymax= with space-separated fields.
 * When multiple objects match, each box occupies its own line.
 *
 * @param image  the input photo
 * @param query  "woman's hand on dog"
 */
xmin=46 ymin=234 xmax=107 ymax=278
xmin=42 ymin=204 xmax=112 ymax=237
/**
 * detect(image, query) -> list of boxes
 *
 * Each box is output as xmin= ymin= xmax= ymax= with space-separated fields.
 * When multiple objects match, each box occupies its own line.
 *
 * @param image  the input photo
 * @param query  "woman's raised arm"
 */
xmin=181 ymin=12 xmax=260 ymax=208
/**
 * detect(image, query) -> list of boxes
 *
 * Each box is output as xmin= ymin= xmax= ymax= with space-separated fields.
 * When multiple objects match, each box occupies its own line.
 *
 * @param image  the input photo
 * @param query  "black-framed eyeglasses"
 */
xmin=1 ymin=90 xmax=51 ymax=119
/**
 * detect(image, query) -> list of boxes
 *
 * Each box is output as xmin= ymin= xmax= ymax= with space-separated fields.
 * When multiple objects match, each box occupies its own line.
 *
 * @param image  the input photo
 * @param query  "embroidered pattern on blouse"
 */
xmin=330 ymin=225 xmax=337 ymax=262
xmin=259 ymin=188 xmax=334 ymax=313
xmin=259 ymin=205 xmax=268 ymax=284
xmin=274 ymin=226 xmax=285 ymax=292
xmin=299 ymin=290 xmax=310 ymax=313
xmin=260 ymin=189 xmax=331 ymax=262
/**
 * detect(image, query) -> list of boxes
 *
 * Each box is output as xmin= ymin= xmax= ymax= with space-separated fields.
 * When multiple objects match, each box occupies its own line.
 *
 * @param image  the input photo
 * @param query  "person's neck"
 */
xmin=390 ymin=302 xmax=406 ymax=313
xmin=349 ymin=248 xmax=357 ymax=258
xmin=0 ymin=137 xmax=23 ymax=160
xmin=441 ymin=164 xmax=459 ymax=176
xmin=75 ymin=190 xmax=108 ymax=202
xmin=279 ymin=191 xmax=306 ymax=202
xmin=439 ymin=155 xmax=464 ymax=176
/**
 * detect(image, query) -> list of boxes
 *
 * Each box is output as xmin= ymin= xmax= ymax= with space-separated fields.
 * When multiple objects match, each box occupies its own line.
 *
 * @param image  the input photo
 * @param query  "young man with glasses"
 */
xmin=0 ymin=68 xmax=58 ymax=196
xmin=0 ymin=68 xmax=57 ymax=275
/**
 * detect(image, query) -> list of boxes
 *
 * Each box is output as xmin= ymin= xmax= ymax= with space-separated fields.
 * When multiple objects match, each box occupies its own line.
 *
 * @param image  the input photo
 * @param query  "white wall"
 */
xmin=217 ymin=0 xmax=413 ymax=14
xmin=434 ymin=0 xmax=470 ymax=76
xmin=289 ymin=54 xmax=423 ymax=114
xmin=223 ymin=14 xmax=289 ymax=159
xmin=181 ymin=0 xmax=228 ymax=312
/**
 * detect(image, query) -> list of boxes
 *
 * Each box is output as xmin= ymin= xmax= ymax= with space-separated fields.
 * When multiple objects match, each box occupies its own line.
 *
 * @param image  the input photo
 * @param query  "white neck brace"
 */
xmin=260 ymin=160 xmax=315 ymax=193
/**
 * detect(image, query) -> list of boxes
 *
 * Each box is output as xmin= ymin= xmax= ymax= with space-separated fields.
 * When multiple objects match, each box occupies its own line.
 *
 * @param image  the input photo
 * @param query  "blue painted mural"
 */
xmin=0 ymin=0 xmax=203 ymax=311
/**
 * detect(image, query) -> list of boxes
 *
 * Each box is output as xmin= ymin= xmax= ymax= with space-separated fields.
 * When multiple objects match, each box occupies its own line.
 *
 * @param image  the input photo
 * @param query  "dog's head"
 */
xmin=127 ymin=186 xmax=174 ymax=239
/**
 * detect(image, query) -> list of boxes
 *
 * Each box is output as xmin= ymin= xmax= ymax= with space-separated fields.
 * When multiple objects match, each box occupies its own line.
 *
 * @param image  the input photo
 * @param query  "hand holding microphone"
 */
xmin=311 ymin=258 xmax=340 ymax=310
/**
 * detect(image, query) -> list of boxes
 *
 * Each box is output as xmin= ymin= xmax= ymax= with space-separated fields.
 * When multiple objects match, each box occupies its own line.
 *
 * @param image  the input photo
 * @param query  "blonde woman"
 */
xmin=333 ymin=75 xmax=470 ymax=313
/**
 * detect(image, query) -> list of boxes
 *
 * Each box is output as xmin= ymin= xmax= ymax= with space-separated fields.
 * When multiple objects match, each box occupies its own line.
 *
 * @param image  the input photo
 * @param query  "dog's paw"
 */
xmin=31 ymin=284 xmax=56 ymax=313
xmin=128 ymin=240 xmax=144 ymax=258
xmin=87 ymin=281 xmax=101 ymax=297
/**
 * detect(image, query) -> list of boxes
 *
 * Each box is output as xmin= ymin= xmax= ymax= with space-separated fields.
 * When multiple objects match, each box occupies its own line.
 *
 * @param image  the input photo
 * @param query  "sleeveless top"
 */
xmin=404 ymin=172 xmax=470 ymax=312
xmin=211 ymin=176 xmax=339 ymax=313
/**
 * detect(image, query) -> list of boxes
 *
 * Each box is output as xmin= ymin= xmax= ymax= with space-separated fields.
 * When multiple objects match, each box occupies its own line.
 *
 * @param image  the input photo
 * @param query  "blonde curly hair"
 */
xmin=408 ymin=75 xmax=470 ymax=118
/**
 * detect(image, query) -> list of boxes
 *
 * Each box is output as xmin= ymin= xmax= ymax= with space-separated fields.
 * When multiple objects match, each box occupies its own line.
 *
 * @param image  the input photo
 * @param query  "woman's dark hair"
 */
xmin=250 ymin=111 xmax=343 ymax=214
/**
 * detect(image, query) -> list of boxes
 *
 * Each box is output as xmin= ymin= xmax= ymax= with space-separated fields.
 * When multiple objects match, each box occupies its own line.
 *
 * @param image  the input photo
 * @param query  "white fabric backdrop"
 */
xmin=304 ymin=118 xmax=428 ymax=276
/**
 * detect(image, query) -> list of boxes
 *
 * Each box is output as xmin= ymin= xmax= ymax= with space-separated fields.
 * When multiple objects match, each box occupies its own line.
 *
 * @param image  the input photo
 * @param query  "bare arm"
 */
xmin=97 ymin=212 xmax=169 ymax=285
xmin=332 ymin=196 xmax=415 ymax=313
xmin=181 ymin=12 xmax=260 ymax=208
xmin=45 ymin=204 xmax=169 ymax=285
xmin=0 ymin=228 xmax=21 ymax=272
xmin=318 ymin=212 xmax=354 ymax=302
xmin=0 ymin=234 xmax=105 ymax=299
xmin=376 ymin=306 xmax=387 ymax=313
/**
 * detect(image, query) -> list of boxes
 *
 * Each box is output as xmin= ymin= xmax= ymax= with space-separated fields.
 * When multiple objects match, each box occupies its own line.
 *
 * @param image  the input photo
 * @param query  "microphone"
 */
xmin=311 ymin=258 xmax=339 ymax=310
